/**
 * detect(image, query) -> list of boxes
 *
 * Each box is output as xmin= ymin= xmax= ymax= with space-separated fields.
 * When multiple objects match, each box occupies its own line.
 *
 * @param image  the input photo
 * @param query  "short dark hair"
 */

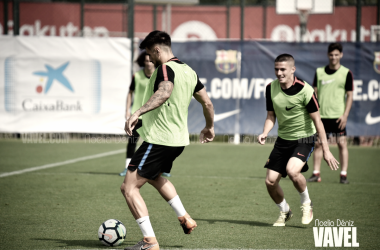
xmin=328 ymin=43 xmax=343 ymax=53
xmin=139 ymin=30 xmax=171 ymax=50
xmin=275 ymin=54 xmax=295 ymax=64
xmin=136 ymin=51 xmax=147 ymax=67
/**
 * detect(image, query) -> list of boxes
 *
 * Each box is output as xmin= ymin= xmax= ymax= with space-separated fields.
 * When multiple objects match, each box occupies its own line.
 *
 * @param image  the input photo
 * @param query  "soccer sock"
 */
xmin=125 ymin=158 xmax=131 ymax=169
xmin=340 ymin=171 xmax=347 ymax=176
xmin=299 ymin=187 xmax=311 ymax=204
xmin=276 ymin=199 xmax=289 ymax=213
xmin=313 ymin=170 xmax=320 ymax=175
xmin=136 ymin=216 xmax=155 ymax=237
xmin=168 ymin=195 xmax=187 ymax=217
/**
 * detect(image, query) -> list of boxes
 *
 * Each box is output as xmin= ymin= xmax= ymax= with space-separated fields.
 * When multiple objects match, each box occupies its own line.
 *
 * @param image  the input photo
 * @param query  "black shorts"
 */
xmin=264 ymin=135 xmax=315 ymax=178
xmin=128 ymin=141 xmax=185 ymax=180
xmin=129 ymin=119 xmax=142 ymax=141
xmin=321 ymin=118 xmax=347 ymax=139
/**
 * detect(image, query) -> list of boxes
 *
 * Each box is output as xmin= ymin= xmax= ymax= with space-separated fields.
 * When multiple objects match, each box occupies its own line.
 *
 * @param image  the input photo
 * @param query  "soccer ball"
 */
xmin=98 ymin=219 xmax=126 ymax=246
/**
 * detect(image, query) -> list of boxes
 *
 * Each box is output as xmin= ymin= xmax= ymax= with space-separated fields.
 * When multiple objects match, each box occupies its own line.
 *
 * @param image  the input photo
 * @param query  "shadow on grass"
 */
xmin=32 ymin=238 xmax=184 ymax=249
xmin=194 ymin=218 xmax=306 ymax=229
xmin=84 ymin=172 xmax=121 ymax=176
xmin=32 ymin=238 xmax=134 ymax=248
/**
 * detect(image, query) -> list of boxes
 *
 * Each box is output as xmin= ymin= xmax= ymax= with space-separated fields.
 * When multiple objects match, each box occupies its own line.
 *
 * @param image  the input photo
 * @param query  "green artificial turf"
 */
xmin=0 ymin=140 xmax=379 ymax=249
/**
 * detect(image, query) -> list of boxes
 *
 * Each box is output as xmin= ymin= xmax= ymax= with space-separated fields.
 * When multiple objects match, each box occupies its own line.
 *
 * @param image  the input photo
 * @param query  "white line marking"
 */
xmin=0 ymin=149 xmax=125 ymax=178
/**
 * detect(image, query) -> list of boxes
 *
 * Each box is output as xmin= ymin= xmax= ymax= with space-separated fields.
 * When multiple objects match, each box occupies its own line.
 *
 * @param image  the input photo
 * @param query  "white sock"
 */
xmin=168 ymin=195 xmax=186 ymax=217
xmin=136 ymin=216 xmax=155 ymax=237
xmin=125 ymin=158 xmax=131 ymax=169
xmin=340 ymin=171 xmax=347 ymax=176
xmin=276 ymin=199 xmax=289 ymax=213
xmin=299 ymin=187 xmax=311 ymax=204
xmin=313 ymin=170 xmax=320 ymax=174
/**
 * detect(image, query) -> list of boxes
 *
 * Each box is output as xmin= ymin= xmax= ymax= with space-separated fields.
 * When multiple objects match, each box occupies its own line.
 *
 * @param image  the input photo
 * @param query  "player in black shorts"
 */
xmin=120 ymin=31 xmax=215 ymax=250
xmin=307 ymin=43 xmax=354 ymax=184
xmin=258 ymin=54 xmax=339 ymax=227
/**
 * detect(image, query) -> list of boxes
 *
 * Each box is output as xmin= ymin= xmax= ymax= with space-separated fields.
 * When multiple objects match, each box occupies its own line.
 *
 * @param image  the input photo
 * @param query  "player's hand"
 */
xmin=336 ymin=115 xmax=347 ymax=130
xmin=323 ymin=150 xmax=339 ymax=170
xmin=199 ymin=127 xmax=215 ymax=144
xmin=125 ymin=113 xmax=139 ymax=136
xmin=125 ymin=111 xmax=131 ymax=120
xmin=257 ymin=133 xmax=267 ymax=145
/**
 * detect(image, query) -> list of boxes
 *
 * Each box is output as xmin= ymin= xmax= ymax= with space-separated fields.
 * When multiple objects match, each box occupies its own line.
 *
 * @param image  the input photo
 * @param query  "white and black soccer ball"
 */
xmin=98 ymin=219 xmax=126 ymax=247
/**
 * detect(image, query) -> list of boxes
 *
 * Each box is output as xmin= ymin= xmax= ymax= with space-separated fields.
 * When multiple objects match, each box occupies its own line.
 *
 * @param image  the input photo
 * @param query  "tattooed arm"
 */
xmin=124 ymin=81 xmax=174 ymax=136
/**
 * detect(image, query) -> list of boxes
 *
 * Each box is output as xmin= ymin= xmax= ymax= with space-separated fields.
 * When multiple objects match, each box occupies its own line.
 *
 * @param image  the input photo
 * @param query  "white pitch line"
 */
xmin=0 ymin=148 xmax=125 ymax=178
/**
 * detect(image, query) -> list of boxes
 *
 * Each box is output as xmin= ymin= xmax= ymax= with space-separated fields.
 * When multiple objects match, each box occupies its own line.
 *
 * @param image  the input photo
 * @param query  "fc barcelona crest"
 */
xmin=215 ymin=50 xmax=238 ymax=74
xmin=374 ymin=52 xmax=380 ymax=74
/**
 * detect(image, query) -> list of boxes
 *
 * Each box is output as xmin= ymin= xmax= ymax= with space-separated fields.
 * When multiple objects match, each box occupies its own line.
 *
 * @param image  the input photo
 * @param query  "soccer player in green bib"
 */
xmin=120 ymin=51 xmax=155 ymax=177
xmin=258 ymin=54 xmax=339 ymax=227
xmin=120 ymin=31 xmax=215 ymax=250
xmin=307 ymin=43 xmax=354 ymax=184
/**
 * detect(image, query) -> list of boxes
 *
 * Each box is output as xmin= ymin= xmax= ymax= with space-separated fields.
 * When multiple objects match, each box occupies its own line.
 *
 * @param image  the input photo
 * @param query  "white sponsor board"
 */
xmin=0 ymin=36 xmax=131 ymax=134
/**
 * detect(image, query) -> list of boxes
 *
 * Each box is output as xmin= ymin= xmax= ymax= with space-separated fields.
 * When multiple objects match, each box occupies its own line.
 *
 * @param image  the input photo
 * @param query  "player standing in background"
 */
xmin=120 ymin=51 xmax=154 ymax=177
xmin=307 ymin=43 xmax=353 ymax=184
xmin=258 ymin=54 xmax=339 ymax=227
xmin=121 ymin=30 xmax=215 ymax=250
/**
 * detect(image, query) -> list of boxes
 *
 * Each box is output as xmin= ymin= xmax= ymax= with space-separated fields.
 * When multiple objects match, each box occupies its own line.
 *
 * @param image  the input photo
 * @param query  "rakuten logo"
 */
xmin=271 ymin=24 xmax=372 ymax=42
xmin=0 ymin=20 xmax=109 ymax=37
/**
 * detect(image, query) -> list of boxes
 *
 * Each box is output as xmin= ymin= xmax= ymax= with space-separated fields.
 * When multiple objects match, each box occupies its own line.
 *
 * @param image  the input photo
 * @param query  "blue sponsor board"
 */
xmin=172 ymin=42 xmax=380 ymax=136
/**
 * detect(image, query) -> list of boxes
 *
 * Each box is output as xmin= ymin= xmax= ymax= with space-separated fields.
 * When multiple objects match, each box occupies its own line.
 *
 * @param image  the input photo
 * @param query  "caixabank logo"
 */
xmin=313 ymin=219 xmax=359 ymax=247
xmin=4 ymin=58 xmax=101 ymax=114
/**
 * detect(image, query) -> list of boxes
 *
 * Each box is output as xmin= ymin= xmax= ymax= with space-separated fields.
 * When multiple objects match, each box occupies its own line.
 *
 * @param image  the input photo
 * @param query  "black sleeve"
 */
xmin=193 ymin=75 xmax=205 ymax=94
xmin=266 ymin=84 xmax=274 ymax=111
xmin=345 ymin=70 xmax=354 ymax=91
xmin=129 ymin=75 xmax=135 ymax=91
xmin=312 ymin=72 xmax=317 ymax=88
xmin=154 ymin=64 xmax=175 ymax=92
xmin=306 ymin=92 xmax=320 ymax=113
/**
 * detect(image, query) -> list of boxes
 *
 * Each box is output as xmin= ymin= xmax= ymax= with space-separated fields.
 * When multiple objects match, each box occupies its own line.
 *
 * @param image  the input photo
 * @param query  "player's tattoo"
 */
xmin=135 ymin=81 xmax=173 ymax=116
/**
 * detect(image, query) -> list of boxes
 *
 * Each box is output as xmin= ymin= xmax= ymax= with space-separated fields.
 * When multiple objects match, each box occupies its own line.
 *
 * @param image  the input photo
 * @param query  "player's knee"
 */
xmin=120 ymin=183 xmax=133 ymax=198
xmin=120 ymin=184 xmax=125 ymax=194
xmin=265 ymin=178 xmax=277 ymax=188
xmin=337 ymin=140 xmax=347 ymax=149
xmin=286 ymin=169 xmax=298 ymax=180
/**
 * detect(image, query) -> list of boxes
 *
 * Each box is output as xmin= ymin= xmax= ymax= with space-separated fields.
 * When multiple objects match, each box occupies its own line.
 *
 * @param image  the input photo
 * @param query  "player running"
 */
xmin=307 ymin=43 xmax=353 ymax=184
xmin=120 ymin=51 xmax=155 ymax=177
xmin=258 ymin=54 xmax=339 ymax=227
xmin=120 ymin=30 xmax=215 ymax=250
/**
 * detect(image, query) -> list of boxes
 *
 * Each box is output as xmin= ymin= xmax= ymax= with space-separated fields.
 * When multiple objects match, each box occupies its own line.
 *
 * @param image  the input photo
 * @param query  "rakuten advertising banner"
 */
xmin=175 ymin=42 xmax=380 ymax=136
xmin=0 ymin=3 xmax=377 ymax=42
xmin=0 ymin=37 xmax=130 ymax=134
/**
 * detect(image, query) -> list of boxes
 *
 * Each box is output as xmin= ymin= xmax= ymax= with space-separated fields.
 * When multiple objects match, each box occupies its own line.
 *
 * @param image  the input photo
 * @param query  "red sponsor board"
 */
xmin=0 ymin=3 xmax=377 ymax=41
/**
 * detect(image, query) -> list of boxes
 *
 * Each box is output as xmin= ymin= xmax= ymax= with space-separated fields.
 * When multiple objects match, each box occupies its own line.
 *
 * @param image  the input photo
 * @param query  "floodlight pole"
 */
xmin=262 ymin=0 xmax=267 ymax=39
xmin=377 ymin=0 xmax=380 ymax=25
xmin=226 ymin=0 xmax=230 ymax=39
xmin=166 ymin=4 xmax=171 ymax=34
xmin=234 ymin=51 xmax=242 ymax=145
xmin=240 ymin=0 xmax=244 ymax=41
xmin=3 ymin=0 xmax=8 ymax=35
xmin=13 ymin=0 xmax=19 ymax=35
xmin=153 ymin=4 xmax=157 ymax=30
xmin=356 ymin=0 xmax=361 ymax=42
xmin=128 ymin=0 xmax=134 ymax=75
xmin=80 ymin=0 xmax=84 ymax=37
